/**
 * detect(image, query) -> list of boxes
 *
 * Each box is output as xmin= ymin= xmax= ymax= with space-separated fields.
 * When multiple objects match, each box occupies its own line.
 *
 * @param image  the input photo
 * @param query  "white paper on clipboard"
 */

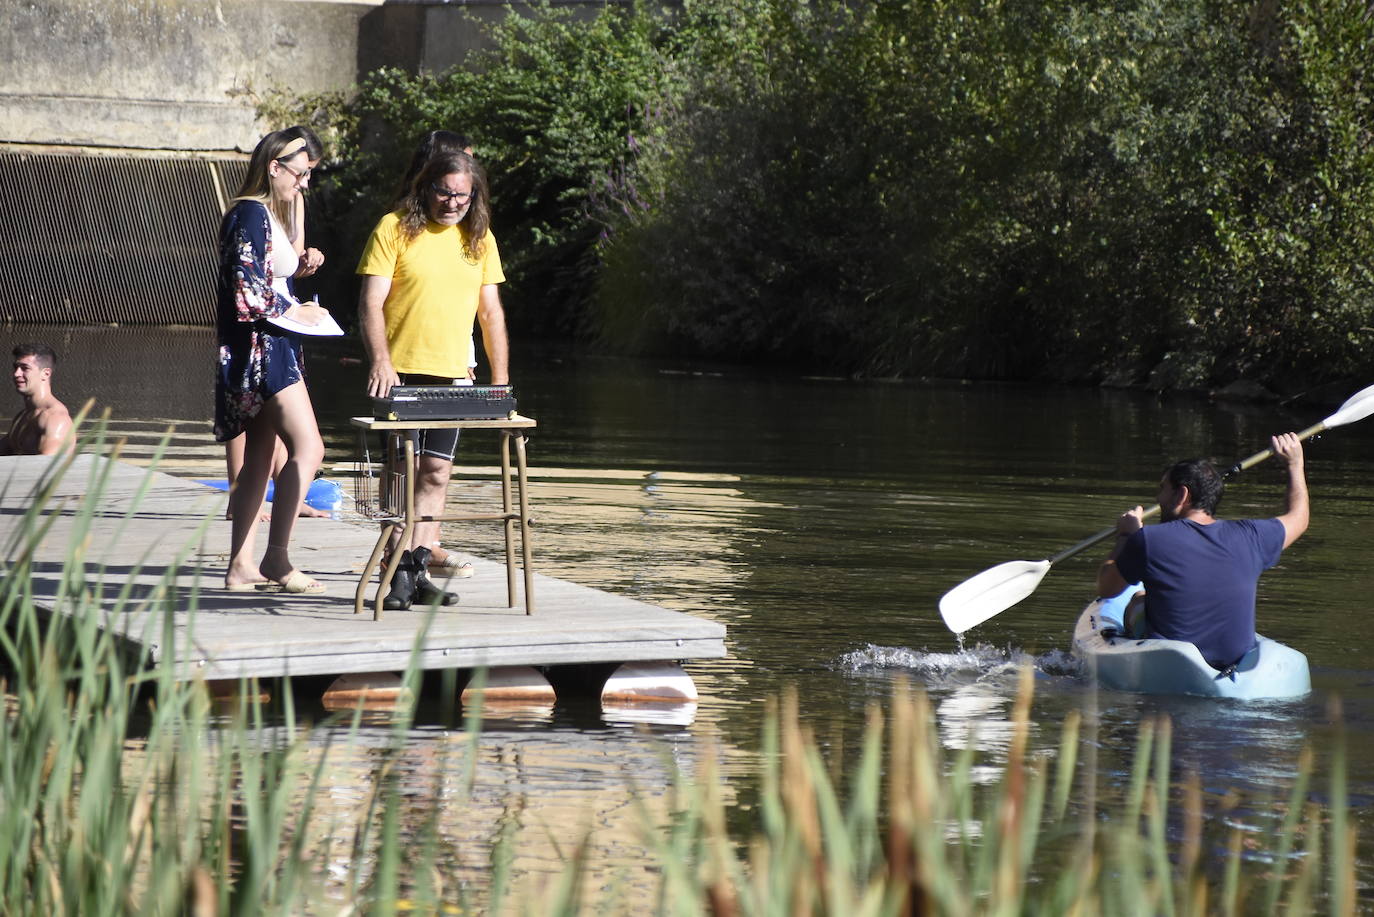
xmin=265 ymin=293 xmax=345 ymax=336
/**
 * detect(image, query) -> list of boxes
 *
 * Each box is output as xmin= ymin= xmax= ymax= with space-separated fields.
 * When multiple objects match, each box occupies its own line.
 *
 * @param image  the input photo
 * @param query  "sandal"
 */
xmin=225 ymin=581 xmax=270 ymax=592
xmin=428 ymin=550 xmax=475 ymax=578
xmin=258 ymin=570 xmax=327 ymax=595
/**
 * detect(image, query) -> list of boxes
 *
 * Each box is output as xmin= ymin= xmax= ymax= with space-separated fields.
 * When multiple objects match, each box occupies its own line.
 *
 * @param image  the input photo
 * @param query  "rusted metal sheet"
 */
xmin=0 ymin=152 xmax=247 ymax=326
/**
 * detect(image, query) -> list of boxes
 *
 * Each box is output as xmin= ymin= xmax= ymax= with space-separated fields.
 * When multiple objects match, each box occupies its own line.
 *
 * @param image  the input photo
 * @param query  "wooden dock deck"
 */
xmin=0 ymin=454 xmax=727 ymax=683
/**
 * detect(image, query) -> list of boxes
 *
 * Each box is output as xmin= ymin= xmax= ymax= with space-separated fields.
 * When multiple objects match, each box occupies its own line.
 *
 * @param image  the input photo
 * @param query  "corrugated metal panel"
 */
xmin=0 ymin=152 xmax=248 ymax=326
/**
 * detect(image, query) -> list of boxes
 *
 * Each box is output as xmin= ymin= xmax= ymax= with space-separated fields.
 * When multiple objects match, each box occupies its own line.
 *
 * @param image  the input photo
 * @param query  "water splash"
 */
xmin=835 ymin=643 xmax=1085 ymax=686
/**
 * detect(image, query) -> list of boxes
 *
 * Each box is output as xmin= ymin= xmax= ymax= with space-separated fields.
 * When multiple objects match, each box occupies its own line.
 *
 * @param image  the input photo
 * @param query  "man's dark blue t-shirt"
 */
xmin=1115 ymin=518 xmax=1286 ymax=669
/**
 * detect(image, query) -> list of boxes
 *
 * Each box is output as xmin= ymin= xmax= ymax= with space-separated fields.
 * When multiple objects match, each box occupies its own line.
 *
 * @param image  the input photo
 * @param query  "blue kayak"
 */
xmin=196 ymin=478 xmax=345 ymax=514
xmin=1071 ymin=600 xmax=1311 ymax=700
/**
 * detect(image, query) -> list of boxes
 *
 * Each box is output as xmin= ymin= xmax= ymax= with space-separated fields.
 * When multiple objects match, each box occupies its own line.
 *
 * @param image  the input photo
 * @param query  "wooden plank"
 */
xmin=0 ymin=455 xmax=726 ymax=681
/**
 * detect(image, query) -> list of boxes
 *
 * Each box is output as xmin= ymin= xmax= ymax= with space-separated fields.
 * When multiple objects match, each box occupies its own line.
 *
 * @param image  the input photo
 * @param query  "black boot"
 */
xmin=411 ymin=547 xmax=459 ymax=606
xmin=383 ymin=550 xmax=418 ymax=610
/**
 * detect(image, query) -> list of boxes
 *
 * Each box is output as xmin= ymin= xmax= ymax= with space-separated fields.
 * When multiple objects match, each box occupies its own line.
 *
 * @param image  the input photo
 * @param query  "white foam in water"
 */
xmin=835 ymin=643 xmax=1086 ymax=684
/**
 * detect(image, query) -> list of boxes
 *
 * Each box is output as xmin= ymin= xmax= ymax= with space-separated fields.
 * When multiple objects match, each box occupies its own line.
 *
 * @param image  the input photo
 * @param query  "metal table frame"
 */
xmin=349 ymin=414 xmax=537 ymax=620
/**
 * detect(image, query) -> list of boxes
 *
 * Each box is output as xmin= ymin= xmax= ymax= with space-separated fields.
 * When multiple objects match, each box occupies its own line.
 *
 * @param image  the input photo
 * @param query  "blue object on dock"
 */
xmin=196 ymin=478 xmax=344 ymax=513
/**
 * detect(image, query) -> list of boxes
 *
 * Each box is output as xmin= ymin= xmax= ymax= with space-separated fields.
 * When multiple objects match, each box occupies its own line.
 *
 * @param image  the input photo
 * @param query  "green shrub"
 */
xmin=265 ymin=0 xmax=1374 ymax=387
xmin=267 ymin=1 xmax=677 ymax=337
xmin=592 ymin=0 xmax=1374 ymax=387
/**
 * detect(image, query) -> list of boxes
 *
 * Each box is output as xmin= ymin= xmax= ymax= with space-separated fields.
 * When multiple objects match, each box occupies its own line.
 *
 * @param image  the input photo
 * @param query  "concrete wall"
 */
xmin=0 ymin=0 xmax=375 ymax=154
xmin=0 ymin=0 xmax=623 ymax=155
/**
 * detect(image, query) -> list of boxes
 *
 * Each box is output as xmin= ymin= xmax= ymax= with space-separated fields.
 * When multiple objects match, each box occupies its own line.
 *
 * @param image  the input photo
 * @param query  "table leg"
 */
xmin=514 ymin=432 xmax=535 ymax=615
xmin=500 ymin=430 xmax=516 ymax=608
xmin=373 ymin=436 xmax=418 ymax=621
xmin=354 ymin=525 xmax=393 ymax=615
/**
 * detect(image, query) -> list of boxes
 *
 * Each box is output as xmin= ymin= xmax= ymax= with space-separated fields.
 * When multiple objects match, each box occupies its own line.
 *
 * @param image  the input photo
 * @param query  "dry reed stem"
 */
xmin=185 ymin=865 xmax=218 ymax=917
xmin=700 ymin=743 xmax=738 ymax=917
xmin=780 ymin=688 xmax=821 ymax=915
xmin=1179 ymin=769 xmax=1201 ymax=894
xmin=1225 ymin=825 xmax=1245 ymax=916
xmin=886 ymin=680 xmax=917 ymax=917
xmin=992 ymin=664 xmax=1034 ymax=911
xmin=1338 ymin=824 xmax=1357 ymax=917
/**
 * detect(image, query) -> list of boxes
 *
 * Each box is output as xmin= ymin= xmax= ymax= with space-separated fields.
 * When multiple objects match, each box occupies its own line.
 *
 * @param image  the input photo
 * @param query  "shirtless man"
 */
xmin=0 ymin=343 xmax=74 ymax=456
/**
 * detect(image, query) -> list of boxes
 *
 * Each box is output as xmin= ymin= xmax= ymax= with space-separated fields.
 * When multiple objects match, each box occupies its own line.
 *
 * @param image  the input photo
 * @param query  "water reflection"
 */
xmin=602 ymin=702 xmax=698 ymax=728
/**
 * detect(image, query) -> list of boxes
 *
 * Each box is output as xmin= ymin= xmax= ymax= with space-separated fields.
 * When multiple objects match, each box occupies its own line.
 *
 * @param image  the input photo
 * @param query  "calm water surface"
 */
xmin=21 ymin=324 xmax=1374 ymax=899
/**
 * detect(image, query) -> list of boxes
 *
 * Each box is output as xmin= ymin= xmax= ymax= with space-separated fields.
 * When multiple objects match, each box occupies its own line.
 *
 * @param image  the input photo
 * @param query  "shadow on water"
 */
xmin=7 ymin=322 xmax=1374 ymax=890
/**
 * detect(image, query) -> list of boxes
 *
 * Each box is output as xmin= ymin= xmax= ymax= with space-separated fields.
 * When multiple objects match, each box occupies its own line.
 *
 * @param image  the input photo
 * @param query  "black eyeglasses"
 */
xmin=276 ymin=159 xmax=312 ymax=181
xmin=431 ymin=184 xmax=473 ymax=204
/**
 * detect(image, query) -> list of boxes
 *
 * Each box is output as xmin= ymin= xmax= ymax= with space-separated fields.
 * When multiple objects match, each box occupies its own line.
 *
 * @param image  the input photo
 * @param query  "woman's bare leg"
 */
xmin=257 ymin=381 xmax=325 ymax=584
xmin=224 ymin=433 xmax=271 ymax=521
xmin=224 ymin=419 xmax=277 ymax=587
xmin=268 ymin=439 xmax=329 ymax=517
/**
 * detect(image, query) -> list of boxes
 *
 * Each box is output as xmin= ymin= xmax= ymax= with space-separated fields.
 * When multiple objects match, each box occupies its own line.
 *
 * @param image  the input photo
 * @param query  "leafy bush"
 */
xmin=593 ymin=0 xmax=1374 ymax=388
xmin=269 ymin=0 xmax=1374 ymax=389
xmin=267 ymin=1 xmax=676 ymax=336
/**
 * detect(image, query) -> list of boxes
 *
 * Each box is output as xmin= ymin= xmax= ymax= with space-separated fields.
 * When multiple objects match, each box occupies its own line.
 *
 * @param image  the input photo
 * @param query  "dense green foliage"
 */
xmin=600 ymin=0 xmax=1374 ymax=387
xmin=271 ymin=2 xmax=676 ymax=336
xmin=278 ymin=0 xmax=1374 ymax=389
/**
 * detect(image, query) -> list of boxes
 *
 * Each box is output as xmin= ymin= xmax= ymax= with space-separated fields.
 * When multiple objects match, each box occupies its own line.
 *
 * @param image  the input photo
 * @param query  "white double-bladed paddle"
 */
xmin=938 ymin=382 xmax=1374 ymax=635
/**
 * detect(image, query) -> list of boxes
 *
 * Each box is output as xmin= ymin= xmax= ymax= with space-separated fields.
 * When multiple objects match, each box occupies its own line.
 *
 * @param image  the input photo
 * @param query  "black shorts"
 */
xmin=398 ymin=373 xmax=463 ymax=461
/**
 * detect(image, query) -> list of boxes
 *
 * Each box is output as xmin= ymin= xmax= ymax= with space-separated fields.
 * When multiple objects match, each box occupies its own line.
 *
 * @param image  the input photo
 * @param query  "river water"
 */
xmin=16 ymin=324 xmax=1374 ymax=903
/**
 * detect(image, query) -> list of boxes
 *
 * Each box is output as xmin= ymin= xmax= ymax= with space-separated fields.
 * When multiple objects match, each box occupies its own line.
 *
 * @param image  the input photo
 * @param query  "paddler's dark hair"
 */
xmin=1166 ymin=457 xmax=1224 ymax=515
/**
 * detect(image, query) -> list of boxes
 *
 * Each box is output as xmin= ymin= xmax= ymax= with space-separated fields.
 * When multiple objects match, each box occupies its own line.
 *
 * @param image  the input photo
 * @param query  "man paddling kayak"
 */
xmin=1096 ymin=433 xmax=1309 ymax=672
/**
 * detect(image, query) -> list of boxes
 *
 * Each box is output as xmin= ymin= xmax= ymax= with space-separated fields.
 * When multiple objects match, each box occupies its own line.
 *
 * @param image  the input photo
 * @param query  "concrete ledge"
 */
xmin=1 ymin=0 xmax=370 ymax=151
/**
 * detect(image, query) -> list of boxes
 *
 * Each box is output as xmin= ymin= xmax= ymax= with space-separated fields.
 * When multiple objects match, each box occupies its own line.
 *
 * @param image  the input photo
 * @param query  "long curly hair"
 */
xmin=392 ymin=130 xmax=472 ymax=206
xmin=396 ymin=152 xmax=490 ymax=260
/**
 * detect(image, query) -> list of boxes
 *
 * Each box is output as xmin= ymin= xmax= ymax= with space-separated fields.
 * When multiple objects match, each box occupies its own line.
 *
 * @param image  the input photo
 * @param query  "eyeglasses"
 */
xmin=431 ymin=184 xmax=473 ymax=204
xmin=276 ymin=159 xmax=312 ymax=182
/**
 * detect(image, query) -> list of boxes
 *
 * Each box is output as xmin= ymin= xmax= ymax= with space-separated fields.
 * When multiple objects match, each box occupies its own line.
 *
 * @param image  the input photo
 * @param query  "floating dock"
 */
xmin=0 ymin=455 xmax=726 ymax=688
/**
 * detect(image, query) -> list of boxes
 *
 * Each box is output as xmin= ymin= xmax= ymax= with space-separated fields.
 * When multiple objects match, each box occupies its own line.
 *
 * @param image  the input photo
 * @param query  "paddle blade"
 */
xmin=939 ymin=559 xmax=1052 ymax=634
xmin=1323 ymin=382 xmax=1374 ymax=429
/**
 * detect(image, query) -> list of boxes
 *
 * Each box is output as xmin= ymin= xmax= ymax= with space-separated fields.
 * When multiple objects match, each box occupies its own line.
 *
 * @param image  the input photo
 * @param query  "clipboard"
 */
xmin=265 ymin=293 xmax=345 ymax=337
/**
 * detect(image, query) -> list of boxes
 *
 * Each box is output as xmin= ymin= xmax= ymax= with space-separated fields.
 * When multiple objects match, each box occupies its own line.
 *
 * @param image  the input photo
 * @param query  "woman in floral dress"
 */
xmin=214 ymin=131 xmax=331 ymax=594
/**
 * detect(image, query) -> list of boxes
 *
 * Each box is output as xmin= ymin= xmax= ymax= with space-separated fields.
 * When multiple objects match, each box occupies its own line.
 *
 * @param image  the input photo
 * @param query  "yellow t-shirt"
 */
xmin=356 ymin=212 xmax=505 ymax=377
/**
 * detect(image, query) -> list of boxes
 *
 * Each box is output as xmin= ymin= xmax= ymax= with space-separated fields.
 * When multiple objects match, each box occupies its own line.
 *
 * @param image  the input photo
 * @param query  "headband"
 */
xmin=277 ymin=137 xmax=309 ymax=160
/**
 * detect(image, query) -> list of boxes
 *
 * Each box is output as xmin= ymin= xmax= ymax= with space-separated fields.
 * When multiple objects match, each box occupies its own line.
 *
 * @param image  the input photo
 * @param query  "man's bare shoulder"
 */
xmin=37 ymin=398 xmax=72 ymax=423
xmin=35 ymin=399 xmax=75 ymax=455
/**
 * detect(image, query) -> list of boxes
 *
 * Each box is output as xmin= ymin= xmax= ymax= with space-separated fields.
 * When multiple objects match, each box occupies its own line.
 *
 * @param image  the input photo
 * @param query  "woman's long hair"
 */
xmin=232 ymin=131 xmax=309 ymax=226
xmin=396 ymin=152 xmax=490 ymax=260
xmin=278 ymin=125 xmax=325 ymax=242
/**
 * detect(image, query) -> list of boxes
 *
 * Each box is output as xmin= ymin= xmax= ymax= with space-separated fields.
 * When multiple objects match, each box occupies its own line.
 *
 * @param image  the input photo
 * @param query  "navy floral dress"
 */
xmin=214 ymin=200 xmax=304 ymax=442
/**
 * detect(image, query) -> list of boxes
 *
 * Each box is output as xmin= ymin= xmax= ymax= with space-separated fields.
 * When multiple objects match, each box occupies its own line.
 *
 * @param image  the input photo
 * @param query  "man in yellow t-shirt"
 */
xmin=357 ymin=151 xmax=509 ymax=609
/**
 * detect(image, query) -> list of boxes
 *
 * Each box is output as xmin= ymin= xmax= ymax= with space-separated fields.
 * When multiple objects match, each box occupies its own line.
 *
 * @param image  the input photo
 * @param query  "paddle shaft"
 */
xmin=1228 ymin=419 xmax=1326 ymax=475
xmin=1044 ymin=424 xmax=1322 ymax=567
xmin=1048 ymin=506 xmax=1161 ymax=565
